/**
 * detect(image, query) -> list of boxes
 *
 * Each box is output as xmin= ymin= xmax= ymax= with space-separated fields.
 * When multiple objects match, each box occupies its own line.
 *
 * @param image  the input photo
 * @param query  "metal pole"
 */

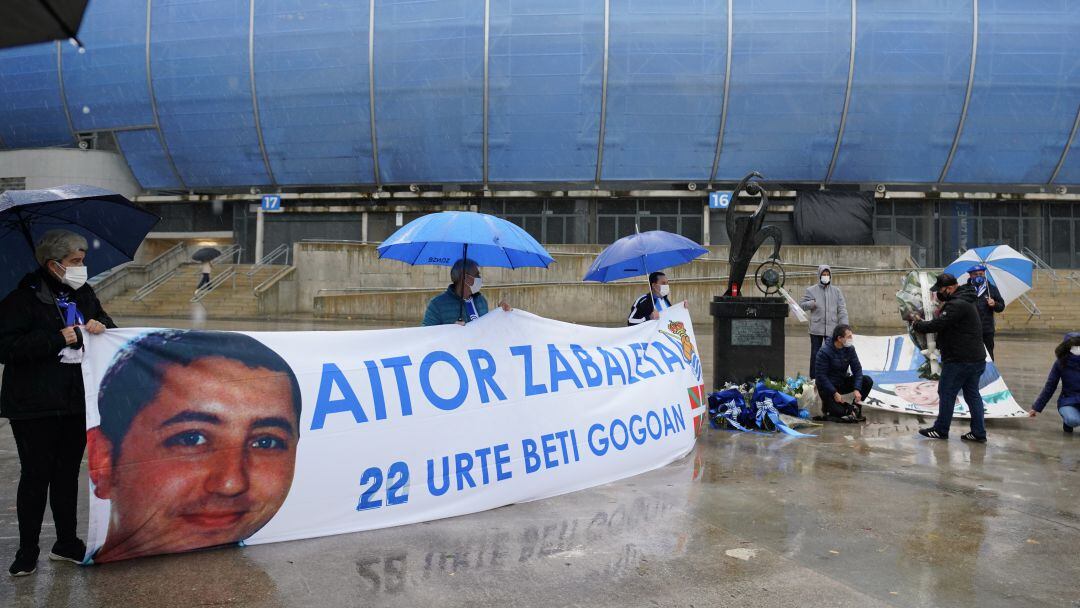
xmin=255 ymin=205 xmax=265 ymax=262
xmin=702 ymin=203 xmax=711 ymax=246
xmin=362 ymin=211 xmax=369 ymax=243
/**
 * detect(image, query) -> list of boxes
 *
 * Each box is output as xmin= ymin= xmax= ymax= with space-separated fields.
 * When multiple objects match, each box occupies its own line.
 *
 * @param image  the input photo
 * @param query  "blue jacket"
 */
xmin=1032 ymin=354 xmax=1080 ymax=413
xmin=813 ymin=340 xmax=863 ymax=397
xmin=422 ymin=285 xmax=489 ymax=326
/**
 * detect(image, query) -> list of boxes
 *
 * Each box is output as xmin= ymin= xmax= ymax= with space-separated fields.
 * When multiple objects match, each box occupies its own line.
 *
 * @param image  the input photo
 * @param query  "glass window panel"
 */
xmin=638 ymin=216 xmax=658 ymax=232
xmin=616 ymin=217 xmax=636 ymax=239
xmin=505 ymin=200 xmax=541 ymax=214
xmin=547 ymin=200 xmax=576 ymax=214
xmin=642 ymin=200 xmax=679 ymax=215
xmin=876 ymin=217 xmax=892 ymax=232
xmin=1049 ymin=203 xmax=1073 ymax=218
xmin=598 ymin=200 xmax=636 ymax=214
xmin=1001 ymin=219 xmax=1020 ymax=250
xmin=980 ymin=219 xmax=1000 ymax=243
xmin=598 ymin=217 xmax=617 ymax=244
xmin=893 ymin=201 xmax=924 ymax=216
xmin=564 ymin=216 xmax=584 ymax=244
xmin=1022 ymin=202 xmax=1042 ymax=217
xmin=680 ymin=216 xmax=702 ymax=242
xmin=659 ymin=216 xmax=678 ymax=234
xmin=1049 ymin=220 xmax=1071 ymax=267
xmin=522 ymin=216 xmax=542 ymax=243
xmin=545 ymin=217 xmax=565 ymax=244
xmin=896 ymin=218 xmax=915 ymax=241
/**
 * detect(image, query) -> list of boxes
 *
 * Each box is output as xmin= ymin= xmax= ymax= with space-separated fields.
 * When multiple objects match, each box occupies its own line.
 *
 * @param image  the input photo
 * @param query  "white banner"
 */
xmin=855 ymin=334 xmax=1025 ymax=419
xmin=80 ymin=307 xmax=705 ymax=563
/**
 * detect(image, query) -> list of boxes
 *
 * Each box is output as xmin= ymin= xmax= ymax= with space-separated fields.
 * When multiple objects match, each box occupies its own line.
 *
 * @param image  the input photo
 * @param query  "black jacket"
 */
xmin=913 ymin=284 xmax=985 ymax=364
xmin=968 ymin=279 xmax=1005 ymax=335
xmin=627 ymin=292 xmax=671 ymax=326
xmin=0 ymin=269 xmax=116 ymax=420
xmin=813 ymin=340 xmax=863 ymax=397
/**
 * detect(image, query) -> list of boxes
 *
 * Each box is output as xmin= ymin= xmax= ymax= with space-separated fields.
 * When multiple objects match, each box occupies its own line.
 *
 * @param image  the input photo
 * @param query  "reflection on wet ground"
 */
xmin=1 ymin=318 xmax=1077 ymax=607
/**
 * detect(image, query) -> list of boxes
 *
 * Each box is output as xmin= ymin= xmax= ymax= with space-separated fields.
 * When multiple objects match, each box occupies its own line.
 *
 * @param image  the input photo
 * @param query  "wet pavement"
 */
xmin=1 ymin=318 xmax=1077 ymax=607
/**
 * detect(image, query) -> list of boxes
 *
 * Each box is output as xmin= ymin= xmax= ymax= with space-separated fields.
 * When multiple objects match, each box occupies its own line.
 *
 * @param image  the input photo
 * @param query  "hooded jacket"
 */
xmin=968 ymin=277 xmax=1005 ymax=335
xmin=800 ymin=264 xmax=849 ymax=337
xmin=0 ymin=269 xmax=116 ymax=420
xmin=1032 ymin=332 xmax=1080 ymax=412
xmin=912 ymin=284 xmax=985 ymax=364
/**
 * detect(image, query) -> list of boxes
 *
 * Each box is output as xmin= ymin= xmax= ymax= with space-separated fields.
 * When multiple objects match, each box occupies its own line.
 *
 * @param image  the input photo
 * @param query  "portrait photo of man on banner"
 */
xmin=84 ymin=330 xmax=303 ymax=563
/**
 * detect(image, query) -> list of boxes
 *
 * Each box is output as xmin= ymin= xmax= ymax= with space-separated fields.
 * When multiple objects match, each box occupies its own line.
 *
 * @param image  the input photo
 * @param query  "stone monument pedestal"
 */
xmin=709 ymin=296 xmax=789 ymax=387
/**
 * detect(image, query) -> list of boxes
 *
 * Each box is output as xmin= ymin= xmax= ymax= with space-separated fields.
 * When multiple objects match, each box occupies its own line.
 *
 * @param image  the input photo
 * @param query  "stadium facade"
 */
xmin=1 ymin=0 xmax=1079 ymax=267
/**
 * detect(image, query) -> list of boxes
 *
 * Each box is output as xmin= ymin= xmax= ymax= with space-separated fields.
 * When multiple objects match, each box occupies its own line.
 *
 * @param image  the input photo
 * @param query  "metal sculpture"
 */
xmin=724 ymin=171 xmax=782 ymax=296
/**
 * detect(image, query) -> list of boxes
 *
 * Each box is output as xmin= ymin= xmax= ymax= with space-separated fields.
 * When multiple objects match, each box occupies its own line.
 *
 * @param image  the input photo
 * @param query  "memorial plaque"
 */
xmin=730 ymin=319 xmax=771 ymax=346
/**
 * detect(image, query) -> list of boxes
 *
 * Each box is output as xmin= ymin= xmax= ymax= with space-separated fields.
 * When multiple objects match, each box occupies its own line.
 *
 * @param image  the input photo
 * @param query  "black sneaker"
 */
xmin=918 ymin=427 xmax=948 ymax=439
xmin=9 ymin=547 xmax=38 ymax=577
xmin=48 ymin=538 xmax=86 ymax=564
xmin=960 ymin=432 xmax=987 ymax=443
xmin=1064 ymin=423 xmax=1073 ymax=434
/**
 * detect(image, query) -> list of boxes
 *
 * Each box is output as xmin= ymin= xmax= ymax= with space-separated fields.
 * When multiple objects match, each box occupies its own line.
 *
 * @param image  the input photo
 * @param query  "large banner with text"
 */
xmin=80 ymin=308 xmax=704 ymax=563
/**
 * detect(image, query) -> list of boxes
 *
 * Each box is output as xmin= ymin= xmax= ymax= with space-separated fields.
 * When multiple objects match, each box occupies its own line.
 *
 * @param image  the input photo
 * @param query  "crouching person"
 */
xmin=814 ymin=324 xmax=873 ymax=422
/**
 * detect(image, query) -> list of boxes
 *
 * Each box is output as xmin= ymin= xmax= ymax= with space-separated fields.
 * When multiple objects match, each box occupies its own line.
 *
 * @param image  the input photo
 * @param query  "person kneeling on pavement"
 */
xmin=813 ymin=324 xmax=873 ymax=423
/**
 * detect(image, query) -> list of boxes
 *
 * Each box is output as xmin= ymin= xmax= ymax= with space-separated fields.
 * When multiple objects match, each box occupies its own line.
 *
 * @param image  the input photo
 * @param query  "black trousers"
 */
xmin=818 ymin=376 xmax=874 ymax=418
xmin=809 ymin=335 xmax=825 ymax=377
xmin=9 ymin=415 xmax=86 ymax=551
xmin=982 ymin=333 xmax=995 ymax=361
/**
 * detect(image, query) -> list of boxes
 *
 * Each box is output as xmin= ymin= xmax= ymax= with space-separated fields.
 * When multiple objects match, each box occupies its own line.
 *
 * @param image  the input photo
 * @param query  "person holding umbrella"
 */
xmin=583 ymin=229 xmax=707 ymax=325
xmin=423 ymin=258 xmax=511 ymax=326
xmin=376 ymin=211 xmax=550 ymax=326
xmin=1 ymin=229 xmax=117 ymax=576
xmin=628 ymin=271 xmax=672 ymax=325
xmin=966 ymin=264 xmax=1005 ymax=360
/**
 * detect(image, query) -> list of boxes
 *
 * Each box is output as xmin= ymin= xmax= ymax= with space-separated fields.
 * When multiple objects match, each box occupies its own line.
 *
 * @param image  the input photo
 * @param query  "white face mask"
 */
xmin=820 ymin=275 xmax=831 ymax=285
xmin=1071 ymin=346 xmax=1080 ymax=356
xmin=842 ymin=338 xmax=854 ymax=348
xmin=658 ymin=284 xmax=670 ymax=298
xmin=55 ymin=261 xmax=88 ymax=290
xmin=469 ymin=276 xmax=482 ymax=294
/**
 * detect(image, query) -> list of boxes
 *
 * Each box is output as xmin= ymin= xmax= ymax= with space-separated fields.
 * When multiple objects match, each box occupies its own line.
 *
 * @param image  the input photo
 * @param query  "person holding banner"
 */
xmin=1029 ymin=332 xmax=1080 ymax=433
xmin=628 ymin=272 xmax=672 ymax=325
xmin=422 ymin=258 xmax=511 ymax=326
xmin=85 ymin=330 xmax=302 ymax=563
xmin=910 ymin=274 xmax=988 ymax=443
xmin=966 ymin=264 xmax=1005 ymax=360
xmin=0 ymin=229 xmax=115 ymax=576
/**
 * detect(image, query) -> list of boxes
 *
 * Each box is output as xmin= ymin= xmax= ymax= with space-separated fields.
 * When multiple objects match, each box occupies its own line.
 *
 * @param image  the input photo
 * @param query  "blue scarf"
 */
xmin=55 ymin=294 xmax=84 ymax=326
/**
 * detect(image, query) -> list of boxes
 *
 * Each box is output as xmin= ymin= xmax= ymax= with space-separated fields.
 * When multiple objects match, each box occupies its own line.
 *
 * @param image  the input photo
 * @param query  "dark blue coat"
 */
xmin=813 ymin=340 xmax=863 ymax=397
xmin=1032 ymin=355 xmax=1080 ymax=413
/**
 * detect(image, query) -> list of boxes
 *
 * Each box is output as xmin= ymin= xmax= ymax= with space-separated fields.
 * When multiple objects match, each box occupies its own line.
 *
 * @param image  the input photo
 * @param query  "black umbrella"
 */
xmin=0 ymin=185 xmax=159 ymax=296
xmin=0 ymin=0 xmax=89 ymax=50
xmin=191 ymin=247 xmax=221 ymax=263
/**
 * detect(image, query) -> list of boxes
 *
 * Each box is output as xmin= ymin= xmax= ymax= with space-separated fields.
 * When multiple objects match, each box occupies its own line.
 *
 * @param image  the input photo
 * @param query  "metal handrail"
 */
xmin=212 ymin=244 xmax=243 ymax=265
xmin=131 ymin=266 xmax=184 ymax=302
xmin=254 ymin=265 xmax=295 ymax=295
xmin=145 ymin=243 xmax=187 ymax=276
xmin=1022 ymin=246 xmax=1080 ymax=289
xmin=191 ymin=267 xmax=237 ymax=303
xmin=245 ymin=243 xmax=290 ymax=278
xmin=1019 ymin=293 xmax=1041 ymax=321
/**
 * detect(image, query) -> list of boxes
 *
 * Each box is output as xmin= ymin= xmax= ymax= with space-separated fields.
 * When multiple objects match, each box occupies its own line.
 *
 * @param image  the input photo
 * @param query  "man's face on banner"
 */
xmin=894 ymin=381 xmax=939 ymax=407
xmin=90 ymin=357 xmax=299 ymax=562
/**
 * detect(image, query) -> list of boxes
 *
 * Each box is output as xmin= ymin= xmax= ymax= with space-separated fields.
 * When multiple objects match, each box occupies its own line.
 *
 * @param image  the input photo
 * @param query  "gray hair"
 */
xmin=35 ymin=229 xmax=88 ymax=267
xmin=450 ymin=258 xmax=480 ymax=283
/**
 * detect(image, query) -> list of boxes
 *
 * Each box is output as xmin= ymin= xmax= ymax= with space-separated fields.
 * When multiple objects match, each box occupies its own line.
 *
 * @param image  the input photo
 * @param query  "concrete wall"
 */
xmin=314 ymin=270 xmax=911 ymax=329
xmin=0 ymin=149 xmax=141 ymax=198
xmin=291 ymin=241 xmax=913 ymax=313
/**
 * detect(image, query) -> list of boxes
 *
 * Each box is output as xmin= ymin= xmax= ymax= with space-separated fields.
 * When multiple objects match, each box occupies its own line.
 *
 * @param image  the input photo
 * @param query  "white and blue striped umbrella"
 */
xmin=943 ymin=244 xmax=1034 ymax=305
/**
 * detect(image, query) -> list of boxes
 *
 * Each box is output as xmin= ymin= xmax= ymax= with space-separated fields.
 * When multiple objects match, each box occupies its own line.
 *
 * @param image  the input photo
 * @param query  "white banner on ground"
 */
xmin=80 ymin=307 xmax=705 ymax=563
xmin=854 ymin=334 xmax=1025 ymax=419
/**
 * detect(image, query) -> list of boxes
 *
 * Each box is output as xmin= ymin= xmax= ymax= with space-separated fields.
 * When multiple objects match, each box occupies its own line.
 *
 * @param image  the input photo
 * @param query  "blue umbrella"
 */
xmin=0 ymin=185 xmax=160 ymax=296
xmin=583 ymin=230 xmax=708 ymax=282
xmin=377 ymin=211 xmax=554 ymax=269
xmin=943 ymin=244 xmax=1033 ymax=306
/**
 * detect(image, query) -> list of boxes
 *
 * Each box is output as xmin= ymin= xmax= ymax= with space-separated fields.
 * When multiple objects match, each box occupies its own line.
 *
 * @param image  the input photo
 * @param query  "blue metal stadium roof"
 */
xmin=0 ymin=0 xmax=1078 ymax=190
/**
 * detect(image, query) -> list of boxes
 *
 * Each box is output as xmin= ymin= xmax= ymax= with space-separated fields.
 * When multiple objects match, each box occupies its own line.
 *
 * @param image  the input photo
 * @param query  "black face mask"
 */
xmin=937 ymin=289 xmax=952 ymax=301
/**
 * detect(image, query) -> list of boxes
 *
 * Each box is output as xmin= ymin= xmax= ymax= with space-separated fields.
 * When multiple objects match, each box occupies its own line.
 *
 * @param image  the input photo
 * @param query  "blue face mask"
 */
xmin=972 ymin=275 xmax=986 ymax=286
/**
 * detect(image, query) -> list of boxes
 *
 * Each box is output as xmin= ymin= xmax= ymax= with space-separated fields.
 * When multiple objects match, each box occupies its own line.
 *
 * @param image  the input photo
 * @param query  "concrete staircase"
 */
xmin=104 ymin=263 xmax=287 ymax=318
xmin=997 ymin=269 xmax=1080 ymax=332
